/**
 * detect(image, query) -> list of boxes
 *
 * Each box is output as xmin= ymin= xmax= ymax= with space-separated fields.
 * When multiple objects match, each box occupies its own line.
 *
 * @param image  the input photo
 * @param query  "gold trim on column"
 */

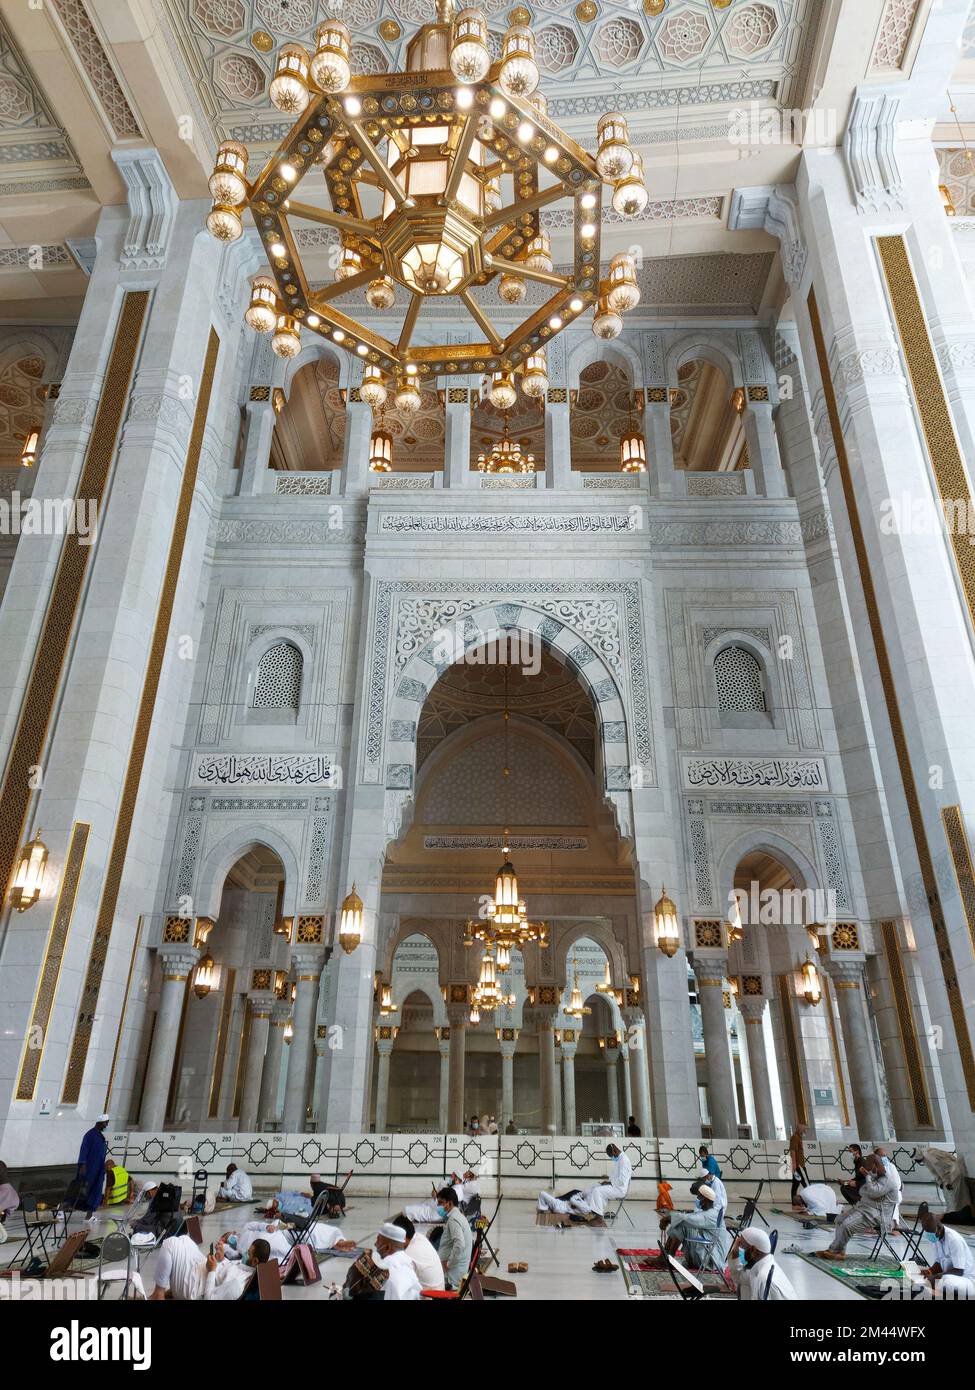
xmin=232 ymin=1001 xmax=251 ymax=1119
xmin=16 ymin=822 xmax=90 ymax=1100
xmin=942 ymin=805 xmax=975 ymax=956
xmin=877 ymin=235 xmax=975 ymax=632
xmin=164 ymin=975 xmax=192 ymax=1125
xmin=0 ymin=293 xmax=148 ymax=912
xmin=808 ymin=286 xmax=971 ymax=1115
xmin=61 ymin=327 xmax=221 ymax=1104
xmin=103 ymin=914 xmax=144 ymax=1110
xmin=208 ymin=967 xmax=236 ymax=1120
xmin=879 ymin=919 xmax=932 ymax=1125
xmin=777 ymin=974 xmax=808 ymax=1127
xmin=821 ymin=975 xmax=850 ymax=1128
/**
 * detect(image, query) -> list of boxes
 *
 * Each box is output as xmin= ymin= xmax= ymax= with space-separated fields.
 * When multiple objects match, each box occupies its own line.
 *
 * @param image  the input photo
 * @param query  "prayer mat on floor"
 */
xmin=788 ymin=1248 xmax=904 ymax=1299
xmin=616 ymin=1248 xmax=734 ymax=1300
xmin=534 ymin=1210 xmax=606 ymax=1228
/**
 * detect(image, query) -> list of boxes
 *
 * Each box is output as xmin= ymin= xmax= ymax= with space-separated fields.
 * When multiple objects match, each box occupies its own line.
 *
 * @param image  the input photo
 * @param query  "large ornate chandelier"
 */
xmin=206 ymin=1 xmax=646 ymax=393
xmin=476 ymin=410 xmax=536 ymax=473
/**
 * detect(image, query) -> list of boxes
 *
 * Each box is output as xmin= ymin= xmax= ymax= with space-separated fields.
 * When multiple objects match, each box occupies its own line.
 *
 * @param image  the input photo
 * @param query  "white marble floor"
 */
xmin=80 ymin=1197 xmax=890 ymax=1300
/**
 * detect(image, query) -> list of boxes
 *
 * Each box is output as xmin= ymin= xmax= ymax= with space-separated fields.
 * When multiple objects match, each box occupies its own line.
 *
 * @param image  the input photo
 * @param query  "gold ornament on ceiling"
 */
xmin=576 ymin=1 xmax=598 ymax=21
xmin=378 ymin=19 xmax=402 ymax=41
xmin=251 ymin=30 xmax=274 ymax=52
xmin=509 ymin=6 xmax=532 ymax=25
xmin=644 ymin=0 xmax=667 ymax=14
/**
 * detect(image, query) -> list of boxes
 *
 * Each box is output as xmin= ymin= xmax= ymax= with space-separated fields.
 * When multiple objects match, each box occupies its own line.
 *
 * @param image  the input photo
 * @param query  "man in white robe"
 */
xmin=537 ymin=1145 xmax=631 ymax=1219
xmin=226 ymin=1219 xmax=293 ymax=1265
xmin=875 ymin=1148 xmax=903 ymax=1224
xmin=728 ymin=1226 xmax=798 ymax=1300
xmin=916 ymin=1211 xmax=975 ymax=1298
xmin=202 ymin=1236 xmax=271 ymax=1301
xmin=694 ymin=1172 xmax=728 ymax=1225
xmin=405 ymin=1165 xmax=480 ymax=1223
xmin=392 ymin=1212 xmax=445 ymax=1290
xmin=796 ymin=1182 xmax=840 ymax=1219
xmin=217 ymin=1164 xmax=252 ymax=1202
xmin=816 ymin=1155 xmax=899 ymax=1258
xmin=149 ymin=1233 xmax=208 ymax=1300
xmin=373 ymin=1222 xmax=422 ymax=1300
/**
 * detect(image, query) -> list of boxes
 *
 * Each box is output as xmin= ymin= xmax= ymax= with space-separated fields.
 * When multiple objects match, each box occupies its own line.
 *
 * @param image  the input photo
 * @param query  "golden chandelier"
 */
xmin=205 ymin=0 xmax=646 ymax=394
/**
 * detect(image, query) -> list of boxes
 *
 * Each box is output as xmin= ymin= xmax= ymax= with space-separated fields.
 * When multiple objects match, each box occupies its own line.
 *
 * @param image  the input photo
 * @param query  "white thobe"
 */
xmin=152 ymin=1234 xmax=207 ymax=1300
xmin=404 ymin=1200 xmax=443 ymax=1224
xmin=699 ymin=1173 xmax=728 ymax=1222
xmin=571 ymin=1152 xmax=632 ymax=1217
xmin=407 ymin=1232 xmax=445 ymax=1291
xmin=203 ymin=1260 xmax=254 ymax=1301
xmin=235 ymin=1220 xmax=293 ymax=1265
xmin=375 ymin=1248 xmax=422 ymax=1300
xmin=920 ymin=1225 xmax=975 ymax=1299
xmin=880 ymin=1157 xmax=902 ymax=1222
xmin=219 ymin=1169 xmax=253 ymax=1202
xmin=798 ymin=1183 xmax=840 ymax=1218
xmin=305 ymin=1221 xmax=343 ymax=1253
xmin=729 ymin=1253 xmax=798 ymax=1301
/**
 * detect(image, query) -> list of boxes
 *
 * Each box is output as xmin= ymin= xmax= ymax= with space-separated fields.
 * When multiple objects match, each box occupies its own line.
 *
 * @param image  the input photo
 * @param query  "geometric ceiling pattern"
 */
xmin=937 ymin=145 xmax=975 ymax=217
xmin=0 ymin=17 xmax=86 ymax=192
xmin=0 ymin=353 xmax=47 ymax=462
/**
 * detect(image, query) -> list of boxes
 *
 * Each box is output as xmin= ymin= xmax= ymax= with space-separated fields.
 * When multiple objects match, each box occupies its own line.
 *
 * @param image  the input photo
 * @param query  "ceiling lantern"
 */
xmin=394 ymin=375 xmax=422 ymax=415
xmin=310 ymin=19 xmax=352 ymax=93
xmin=488 ymin=370 xmax=517 ymax=410
xmin=270 ymin=42 xmax=311 ymax=113
xmin=366 ymin=275 xmax=397 ymax=310
xmin=245 ymin=275 xmax=278 ymax=333
xmin=206 ymin=201 xmax=243 ymax=242
xmin=336 ymin=242 xmax=363 ymax=281
xmin=498 ymin=24 xmax=539 ymax=97
xmin=592 ymin=295 xmax=623 ymax=340
xmin=9 ymin=829 xmax=47 ymax=912
xmin=798 ymin=956 xmax=822 ymax=1007
xmin=449 ymin=7 xmax=491 ymax=82
xmin=369 ymin=426 xmax=393 ymax=473
xmin=498 ymin=273 xmax=527 ymax=305
xmin=20 ymin=428 xmax=39 ymax=468
xmin=360 ymin=364 xmax=388 ymax=409
xmin=208 ymin=140 xmax=248 ymax=207
xmin=271 ymin=313 xmax=301 ymax=359
xmin=606 ymin=252 xmax=640 ymax=313
xmin=596 ymin=112 xmax=634 ymax=180
xmin=338 ymin=883 xmax=363 ymax=953
xmin=613 ymin=152 xmax=649 ymax=217
xmin=620 ymin=428 xmax=646 ymax=474
xmin=521 ymin=349 xmax=548 ymax=399
xmin=653 ymin=887 xmax=681 ymax=958
xmin=193 ymin=954 xmax=216 ymax=1000
xmin=525 ymin=232 xmax=553 ymax=275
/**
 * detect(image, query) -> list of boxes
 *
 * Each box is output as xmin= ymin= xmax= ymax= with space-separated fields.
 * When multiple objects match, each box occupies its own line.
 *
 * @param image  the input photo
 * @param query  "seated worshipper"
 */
xmin=692 ymin=1172 xmax=728 ymax=1225
xmin=698 ymin=1146 xmax=722 ymax=1181
xmin=658 ymin=1185 xmax=732 ymax=1271
xmin=874 ymin=1147 xmax=903 ymax=1223
xmin=915 ymin=1210 xmax=975 ymax=1299
xmin=131 ymin=1180 xmax=183 ymax=1241
xmin=839 ymin=1144 xmax=868 ymax=1206
xmin=796 ymin=1182 xmax=840 ymax=1221
xmin=223 ymin=1219 xmax=295 ymax=1266
xmin=150 ymin=1232 xmax=209 ymax=1300
xmin=391 ymin=1213 xmax=445 ymax=1292
xmin=0 ymin=1161 xmax=20 ymax=1222
xmin=814 ymin=1153 xmax=900 ymax=1259
xmin=405 ymin=1165 xmax=481 ymax=1224
xmin=217 ymin=1164 xmax=253 ymax=1203
xmin=728 ymin=1226 xmax=798 ymax=1301
xmin=373 ymin=1221 xmax=423 ymax=1300
xmin=437 ymin=1187 xmax=473 ymax=1290
xmin=537 ymin=1144 xmax=632 ymax=1221
xmin=102 ymin=1158 xmax=133 ymax=1209
xmin=203 ymin=1237 xmax=271 ymax=1301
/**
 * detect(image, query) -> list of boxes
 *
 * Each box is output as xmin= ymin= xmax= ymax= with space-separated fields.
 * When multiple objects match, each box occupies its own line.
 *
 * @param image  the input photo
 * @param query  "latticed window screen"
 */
xmin=714 ymin=645 xmax=766 ymax=712
xmin=254 ymin=641 xmax=302 ymax=710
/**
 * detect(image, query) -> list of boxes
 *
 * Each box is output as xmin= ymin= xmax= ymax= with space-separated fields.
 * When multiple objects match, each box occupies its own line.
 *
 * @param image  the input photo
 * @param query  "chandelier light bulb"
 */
xmin=244 ymin=275 xmax=278 ymax=333
xmin=450 ymin=7 xmax=490 ymax=83
xmin=596 ymin=111 xmax=634 ymax=181
xmin=489 ymin=97 xmax=507 ymax=120
xmin=310 ymin=19 xmax=352 ymax=93
xmin=269 ymin=43 xmax=311 ymax=114
xmin=271 ymin=313 xmax=301 ymax=359
xmin=592 ymin=294 xmax=623 ymax=340
xmin=606 ymin=251 xmax=640 ymax=313
xmin=208 ymin=140 xmax=248 ymax=206
xmin=499 ymin=24 xmax=539 ymax=97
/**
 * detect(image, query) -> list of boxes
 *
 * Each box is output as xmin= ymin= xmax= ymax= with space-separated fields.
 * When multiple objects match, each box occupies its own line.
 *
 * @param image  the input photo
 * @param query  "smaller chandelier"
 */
xmin=21 ymin=428 xmax=39 ymax=468
xmin=9 ymin=829 xmax=47 ymax=911
xmin=369 ymin=426 xmax=393 ymax=473
xmin=798 ymin=957 xmax=822 ymax=1007
xmin=565 ymin=957 xmax=592 ymax=1021
xmin=620 ymin=428 xmax=646 ymax=474
xmin=654 ymin=886 xmax=681 ymax=958
xmin=193 ymin=954 xmax=216 ymax=1000
xmin=521 ymin=350 xmax=548 ymax=399
xmin=360 ymin=365 xmax=388 ymax=410
xmin=467 ymin=846 xmax=548 ymax=954
xmin=339 ymin=883 xmax=363 ymax=953
xmin=271 ymin=313 xmax=301 ymax=359
xmin=245 ymin=275 xmax=278 ymax=333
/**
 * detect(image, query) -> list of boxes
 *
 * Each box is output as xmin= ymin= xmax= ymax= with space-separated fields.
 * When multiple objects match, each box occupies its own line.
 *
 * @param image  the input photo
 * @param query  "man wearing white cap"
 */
xmin=374 ymin=1222 xmax=422 ymax=1300
xmin=658 ymin=1184 xmax=732 ymax=1269
xmin=728 ymin=1226 xmax=798 ymax=1300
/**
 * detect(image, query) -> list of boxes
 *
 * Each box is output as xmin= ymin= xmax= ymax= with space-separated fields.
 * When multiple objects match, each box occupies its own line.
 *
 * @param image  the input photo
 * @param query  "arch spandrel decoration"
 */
xmin=193 ymin=824 xmax=302 ymax=922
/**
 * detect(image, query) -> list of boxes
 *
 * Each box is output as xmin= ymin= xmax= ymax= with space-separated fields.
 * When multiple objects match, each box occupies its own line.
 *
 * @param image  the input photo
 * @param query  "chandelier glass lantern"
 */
xmin=653 ymin=887 xmax=681 ymax=958
xmin=211 ymin=0 xmax=647 ymax=378
xmin=21 ymin=428 xmax=39 ymax=468
xmin=338 ymin=882 xmax=363 ymax=953
xmin=360 ymin=364 xmax=388 ymax=408
xmin=619 ymin=428 xmax=646 ymax=474
xmin=488 ymin=369 xmax=517 ymax=410
xmin=193 ymin=954 xmax=216 ymax=1000
xmin=592 ymin=295 xmax=624 ymax=340
xmin=369 ymin=425 xmax=393 ymax=472
xmin=245 ymin=275 xmax=279 ymax=332
xmin=9 ymin=829 xmax=47 ymax=911
xmin=798 ymin=956 xmax=822 ymax=1007
xmin=606 ymin=252 xmax=640 ymax=313
xmin=271 ymin=313 xmax=301 ymax=359
xmin=394 ymin=375 xmax=422 ymax=415
xmin=613 ymin=152 xmax=649 ymax=217
xmin=521 ymin=349 xmax=548 ymax=398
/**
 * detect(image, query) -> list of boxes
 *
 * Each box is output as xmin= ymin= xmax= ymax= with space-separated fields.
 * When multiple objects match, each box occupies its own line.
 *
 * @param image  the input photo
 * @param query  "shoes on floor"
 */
xmin=592 ymin=1259 xmax=617 ymax=1273
xmin=507 ymin=1261 xmax=528 ymax=1273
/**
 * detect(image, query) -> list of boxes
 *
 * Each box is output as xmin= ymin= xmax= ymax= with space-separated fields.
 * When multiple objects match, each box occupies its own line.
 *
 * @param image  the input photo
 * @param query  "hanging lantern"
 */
xmin=469 ymin=1003 xmax=481 ymax=1025
xmin=244 ymin=275 xmax=278 ymax=333
xmin=596 ymin=111 xmax=633 ymax=180
xmin=339 ymin=882 xmax=363 ymax=953
xmin=798 ymin=957 xmax=822 ymax=1007
xmin=489 ymin=370 xmax=517 ymax=410
xmin=310 ymin=19 xmax=352 ymax=93
xmin=274 ymin=915 xmax=293 ymax=942
xmin=495 ymin=941 xmax=511 ymax=972
xmin=206 ymin=202 xmax=243 ymax=242
xmin=653 ymin=887 xmax=680 ymax=958
xmin=525 ymin=232 xmax=553 ymax=274
xmin=498 ymin=272 xmax=527 ymax=305
xmin=271 ymin=313 xmax=301 ymax=359
xmin=360 ymin=365 xmax=388 ymax=409
xmin=498 ymin=25 xmax=539 ymax=97
xmin=9 ymin=829 xmax=47 ymax=911
xmin=606 ymin=252 xmax=640 ymax=313
xmin=369 ymin=427 xmax=393 ymax=473
xmin=596 ymin=959 xmax=614 ymax=994
xmin=592 ymin=294 xmax=623 ymax=340
xmin=521 ymin=349 xmax=548 ymax=399
xmin=394 ymin=375 xmax=422 ymax=415
xmin=728 ymin=894 xmax=744 ymax=943
xmin=284 ymin=1018 xmax=294 ymax=1045
xmin=484 ymin=175 xmax=503 ymax=215
xmin=269 ymin=43 xmax=311 ymax=114
xmin=335 ymin=243 xmax=363 ymax=281
xmin=208 ymin=140 xmax=249 ymax=206
xmin=613 ymin=152 xmax=649 ymax=217
xmin=450 ymin=7 xmax=490 ymax=83
xmin=20 ymin=428 xmax=39 ymax=468
xmin=379 ymin=982 xmax=396 ymax=1015
xmin=193 ymin=954 xmax=216 ymax=1000
xmin=619 ymin=428 xmax=646 ymax=474
xmin=366 ymin=275 xmax=396 ymax=310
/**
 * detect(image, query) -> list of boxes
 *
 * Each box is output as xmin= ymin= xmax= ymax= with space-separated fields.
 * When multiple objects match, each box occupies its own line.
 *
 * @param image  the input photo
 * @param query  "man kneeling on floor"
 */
xmin=814 ymin=1152 xmax=899 ymax=1260
xmin=657 ymin=1184 xmax=732 ymax=1269
xmin=536 ymin=1144 xmax=632 ymax=1220
xmin=728 ymin=1226 xmax=797 ymax=1300
xmin=916 ymin=1210 xmax=975 ymax=1298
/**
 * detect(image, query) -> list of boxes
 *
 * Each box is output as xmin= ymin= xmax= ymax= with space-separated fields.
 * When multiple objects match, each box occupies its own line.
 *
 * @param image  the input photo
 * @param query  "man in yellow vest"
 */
xmin=102 ymin=1158 xmax=133 ymax=1208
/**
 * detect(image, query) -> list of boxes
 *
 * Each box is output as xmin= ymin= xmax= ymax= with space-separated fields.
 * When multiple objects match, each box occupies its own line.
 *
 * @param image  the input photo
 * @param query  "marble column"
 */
xmin=693 ymin=956 xmax=738 ymax=1138
xmin=282 ymin=946 xmax=324 ymax=1132
xmin=498 ymin=1030 xmax=518 ymax=1130
xmin=622 ymin=1008 xmax=653 ymax=1136
xmin=374 ymin=1034 xmax=395 ymax=1132
xmin=645 ymin=394 xmax=677 ymax=496
xmin=561 ymin=1036 xmax=578 ymax=1135
xmin=238 ymin=992 xmax=275 ymax=1132
xmin=621 ymin=1042 xmax=634 ymax=1124
xmin=828 ymin=961 xmax=886 ymax=1138
xmin=544 ymin=394 xmax=572 ymax=488
xmin=257 ymin=999 xmax=290 ymax=1128
xmin=737 ymin=997 xmax=777 ymax=1140
xmin=437 ymin=1031 xmax=450 ymax=1132
xmin=339 ymin=395 xmax=374 ymax=495
xmin=444 ymin=386 xmax=474 ymax=487
xmin=238 ymin=398 xmax=276 ymax=495
xmin=536 ymin=1008 xmax=559 ymax=1134
xmin=446 ymin=1005 xmax=468 ymax=1133
xmin=310 ymin=1026 xmax=328 ymax=1129
xmin=140 ymin=945 xmax=198 ymax=1131
xmin=743 ymin=399 xmax=788 ymax=498
xmin=602 ymin=1041 xmax=622 ymax=1123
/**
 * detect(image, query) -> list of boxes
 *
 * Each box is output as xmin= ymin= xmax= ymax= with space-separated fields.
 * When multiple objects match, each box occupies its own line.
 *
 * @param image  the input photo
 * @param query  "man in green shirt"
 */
xmin=436 ymin=1186 xmax=472 ymax=1290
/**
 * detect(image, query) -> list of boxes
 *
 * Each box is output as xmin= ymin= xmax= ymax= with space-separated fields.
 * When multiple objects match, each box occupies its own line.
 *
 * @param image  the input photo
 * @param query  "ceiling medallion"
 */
xmin=378 ymin=18 xmax=402 ymax=41
xmin=575 ymin=0 xmax=598 ymax=21
xmin=644 ymin=0 xmax=667 ymax=15
xmin=509 ymin=6 xmax=532 ymax=25
xmin=205 ymin=0 xmax=648 ymax=390
xmin=251 ymin=30 xmax=274 ymax=52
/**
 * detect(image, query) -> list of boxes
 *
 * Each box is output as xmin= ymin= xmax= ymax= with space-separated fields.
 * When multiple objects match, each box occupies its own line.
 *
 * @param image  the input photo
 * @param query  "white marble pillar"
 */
xmin=693 ymin=956 xmax=738 ymax=1139
xmin=498 ymin=1030 xmax=518 ymax=1130
xmin=238 ymin=399 xmax=276 ymax=495
xmin=444 ymin=385 xmax=474 ymax=487
xmin=374 ymin=1035 xmax=395 ymax=1132
xmin=737 ymin=997 xmax=777 ymax=1140
xmin=257 ymin=999 xmax=290 ymax=1128
xmin=622 ymin=1009 xmax=653 ymax=1136
xmin=536 ymin=1007 xmax=559 ymax=1134
xmin=238 ymin=992 xmax=275 ymax=1132
xmin=140 ymin=946 xmax=198 ymax=1130
xmin=560 ymin=1037 xmax=578 ymax=1135
xmin=310 ymin=1026 xmax=328 ymax=1129
xmin=339 ymin=396 xmax=374 ymax=495
xmin=602 ymin=1041 xmax=621 ymax=1123
xmin=828 ymin=961 xmax=886 ymax=1138
xmin=743 ymin=400 xmax=788 ymax=498
xmin=645 ymin=394 xmax=677 ymax=496
xmin=620 ymin=1042 xmax=634 ymax=1127
xmin=282 ymin=946 xmax=324 ymax=1132
xmin=437 ymin=1032 xmax=451 ymax=1132
xmin=447 ymin=1004 xmax=468 ymax=1133
xmin=544 ymin=394 xmax=572 ymax=489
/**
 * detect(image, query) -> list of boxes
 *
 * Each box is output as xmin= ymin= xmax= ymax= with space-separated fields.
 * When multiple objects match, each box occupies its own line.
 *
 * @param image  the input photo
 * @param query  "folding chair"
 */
xmin=606 ymin=1188 xmax=635 ymax=1228
xmin=737 ymin=1181 xmax=771 ymax=1229
xmin=867 ymin=1219 xmax=903 ymax=1264
xmin=682 ymin=1221 xmax=735 ymax=1293
xmin=898 ymin=1202 xmax=928 ymax=1263
xmin=666 ymin=1254 xmax=707 ymax=1301
xmin=470 ymin=1194 xmax=503 ymax=1272
xmin=4 ymin=1193 xmax=54 ymax=1270
xmin=97 ymin=1231 xmax=139 ymax=1301
xmin=255 ymin=1260 xmax=282 ymax=1300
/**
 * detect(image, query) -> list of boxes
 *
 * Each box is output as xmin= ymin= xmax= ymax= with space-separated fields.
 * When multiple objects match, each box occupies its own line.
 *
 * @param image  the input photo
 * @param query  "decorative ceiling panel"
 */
xmin=0 ymin=18 xmax=86 ymax=184
xmin=937 ymin=146 xmax=975 ymax=217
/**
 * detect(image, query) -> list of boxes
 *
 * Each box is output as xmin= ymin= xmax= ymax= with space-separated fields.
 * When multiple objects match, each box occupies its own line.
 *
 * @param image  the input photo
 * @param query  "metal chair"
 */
xmin=606 ymin=1190 xmax=635 ymax=1227
xmin=3 ymin=1193 xmax=53 ymax=1270
xmin=682 ymin=1221 xmax=735 ymax=1293
xmin=97 ymin=1231 xmax=137 ymax=1300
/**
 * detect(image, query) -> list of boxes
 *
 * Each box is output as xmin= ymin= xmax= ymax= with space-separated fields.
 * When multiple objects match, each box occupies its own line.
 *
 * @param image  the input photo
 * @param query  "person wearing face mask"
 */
xmin=915 ymin=1210 xmax=975 ymax=1298
xmin=436 ymin=1187 xmax=473 ymax=1289
xmin=222 ymin=1219 xmax=294 ymax=1266
xmin=728 ymin=1227 xmax=798 ymax=1300
xmin=373 ymin=1222 xmax=422 ymax=1300
xmin=404 ymin=1163 xmax=480 ymax=1223
xmin=391 ymin=1212 xmax=445 ymax=1291
xmin=815 ymin=1153 xmax=899 ymax=1259
xmin=657 ymin=1184 xmax=732 ymax=1270
xmin=203 ymin=1237 xmax=272 ymax=1300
